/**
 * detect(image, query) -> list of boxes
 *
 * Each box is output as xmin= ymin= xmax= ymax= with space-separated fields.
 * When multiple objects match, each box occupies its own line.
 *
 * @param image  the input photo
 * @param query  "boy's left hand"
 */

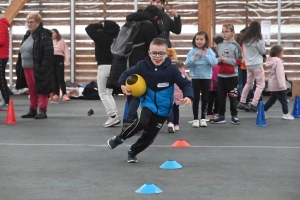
xmin=180 ymin=97 xmax=192 ymax=106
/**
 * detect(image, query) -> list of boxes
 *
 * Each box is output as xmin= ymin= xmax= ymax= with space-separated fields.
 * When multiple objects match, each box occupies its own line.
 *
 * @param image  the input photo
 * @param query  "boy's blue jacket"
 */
xmin=118 ymin=57 xmax=194 ymax=117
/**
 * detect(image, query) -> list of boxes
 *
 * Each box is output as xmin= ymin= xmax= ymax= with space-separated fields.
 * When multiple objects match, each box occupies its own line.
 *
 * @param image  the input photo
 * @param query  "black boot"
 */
xmin=35 ymin=108 xmax=47 ymax=119
xmin=21 ymin=108 xmax=37 ymax=118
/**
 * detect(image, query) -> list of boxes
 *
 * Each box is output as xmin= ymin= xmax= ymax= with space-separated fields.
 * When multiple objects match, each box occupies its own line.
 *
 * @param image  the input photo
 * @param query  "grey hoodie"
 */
xmin=244 ymin=39 xmax=266 ymax=70
xmin=216 ymin=40 xmax=243 ymax=78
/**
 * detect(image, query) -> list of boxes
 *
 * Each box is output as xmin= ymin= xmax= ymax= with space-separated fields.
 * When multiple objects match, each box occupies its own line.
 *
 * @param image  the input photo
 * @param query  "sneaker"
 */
xmin=174 ymin=125 xmax=179 ymax=131
xmin=167 ymin=122 xmax=175 ymax=133
xmin=103 ymin=116 xmax=121 ymax=127
xmin=0 ymin=103 xmax=8 ymax=111
xmin=213 ymin=114 xmax=218 ymax=119
xmin=52 ymin=94 xmax=59 ymax=100
xmin=127 ymin=150 xmax=138 ymax=163
xmin=62 ymin=94 xmax=70 ymax=101
xmin=200 ymin=119 xmax=207 ymax=127
xmin=192 ymin=119 xmax=199 ymax=128
xmin=282 ymin=113 xmax=294 ymax=120
xmin=206 ymin=115 xmax=214 ymax=122
xmin=107 ymin=136 xmax=123 ymax=149
xmin=249 ymin=104 xmax=258 ymax=112
xmin=237 ymin=102 xmax=250 ymax=111
xmin=231 ymin=116 xmax=241 ymax=125
xmin=211 ymin=115 xmax=226 ymax=124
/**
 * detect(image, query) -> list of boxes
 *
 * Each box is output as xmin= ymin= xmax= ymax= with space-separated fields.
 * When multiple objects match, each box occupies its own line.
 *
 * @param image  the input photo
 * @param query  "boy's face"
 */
xmin=148 ymin=44 xmax=168 ymax=66
xmin=150 ymin=0 xmax=164 ymax=10
xmin=222 ymin=27 xmax=235 ymax=41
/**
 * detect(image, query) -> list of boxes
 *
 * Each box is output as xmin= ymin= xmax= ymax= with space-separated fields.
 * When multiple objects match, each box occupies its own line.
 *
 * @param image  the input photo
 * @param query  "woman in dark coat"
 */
xmin=16 ymin=12 xmax=54 ymax=119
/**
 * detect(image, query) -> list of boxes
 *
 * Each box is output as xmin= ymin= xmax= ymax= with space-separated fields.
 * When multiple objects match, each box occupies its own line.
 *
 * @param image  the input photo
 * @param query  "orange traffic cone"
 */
xmin=171 ymin=140 xmax=190 ymax=147
xmin=5 ymin=99 xmax=17 ymax=124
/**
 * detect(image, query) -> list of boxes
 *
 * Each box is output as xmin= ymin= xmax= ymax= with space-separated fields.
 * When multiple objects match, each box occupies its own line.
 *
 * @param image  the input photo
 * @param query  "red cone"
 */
xmin=5 ymin=99 xmax=17 ymax=124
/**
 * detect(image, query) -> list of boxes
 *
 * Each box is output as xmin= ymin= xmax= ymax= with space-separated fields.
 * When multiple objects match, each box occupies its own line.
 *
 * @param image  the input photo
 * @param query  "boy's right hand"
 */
xmin=121 ymin=85 xmax=131 ymax=96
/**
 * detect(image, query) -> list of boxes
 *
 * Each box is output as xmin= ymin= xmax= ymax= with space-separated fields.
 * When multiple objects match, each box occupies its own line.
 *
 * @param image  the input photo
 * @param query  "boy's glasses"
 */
xmin=149 ymin=51 xmax=167 ymax=57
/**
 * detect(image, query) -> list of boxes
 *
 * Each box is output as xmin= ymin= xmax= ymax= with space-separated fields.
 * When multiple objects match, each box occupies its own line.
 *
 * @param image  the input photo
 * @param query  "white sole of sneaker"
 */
xmin=103 ymin=119 xmax=121 ymax=128
xmin=211 ymin=121 xmax=226 ymax=124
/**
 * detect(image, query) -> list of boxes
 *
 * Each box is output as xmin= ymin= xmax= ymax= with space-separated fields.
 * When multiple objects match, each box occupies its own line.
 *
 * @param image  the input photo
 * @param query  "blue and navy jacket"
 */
xmin=118 ymin=57 xmax=194 ymax=117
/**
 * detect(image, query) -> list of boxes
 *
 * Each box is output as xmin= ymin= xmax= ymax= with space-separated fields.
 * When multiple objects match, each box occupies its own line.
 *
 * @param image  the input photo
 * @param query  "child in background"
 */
xmin=264 ymin=45 xmax=294 ymax=120
xmin=237 ymin=21 xmax=266 ymax=112
xmin=211 ymin=24 xmax=243 ymax=125
xmin=167 ymin=60 xmax=191 ymax=132
xmin=107 ymin=38 xmax=193 ymax=163
xmin=206 ymin=46 xmax=219 ymax=121
xmin=185 ymin=31 xmax=218 ymax=127
xmin=167 ymin=48 xmax=191 ymax=133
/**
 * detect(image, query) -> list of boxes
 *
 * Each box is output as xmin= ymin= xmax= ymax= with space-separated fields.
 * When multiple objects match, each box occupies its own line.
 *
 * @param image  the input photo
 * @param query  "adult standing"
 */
xmin=85 ymin=20 xmax=121 ymax=127
xmin=16 ymin=12 xmax=54 ymax=119
xmin=150 ymin=0 xmax=182 ymax=48
xmin=106 ymin=5 xmax=163 ymax=124
xmin=0 ymin=10 xmax=10 ymax=110
xmin=51 ymin=28 xmax=70 ymax=101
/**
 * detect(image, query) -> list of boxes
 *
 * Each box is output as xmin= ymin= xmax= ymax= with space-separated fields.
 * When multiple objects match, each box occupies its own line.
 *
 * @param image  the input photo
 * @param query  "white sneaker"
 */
xmin=192 ymin=119 xmax=199 ymax=128
xmin=167 ymin=123 xmax=175 ymax=133
xmin=174 ymin=125 xmax=179 ymax=131
xmin=282 ymin=113 xmax=294 ymax=120
xmin=103 ymin=116 xmax=121 ymax=127
xmin=200 ymin=119 xmax=207 ymax=127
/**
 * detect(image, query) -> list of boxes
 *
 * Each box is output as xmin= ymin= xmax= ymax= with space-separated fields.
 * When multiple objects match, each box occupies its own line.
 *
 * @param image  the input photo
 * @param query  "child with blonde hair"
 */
xmin=264 ymin=45 xmax=294 ymax=120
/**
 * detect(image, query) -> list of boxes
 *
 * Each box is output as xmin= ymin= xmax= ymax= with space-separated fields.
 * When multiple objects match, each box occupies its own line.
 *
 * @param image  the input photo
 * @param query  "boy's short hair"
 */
xmin=269 ymin=44 xmax=284 ymax=57
xmin=26 ymin=12 xmax=42 ymax=23
xmin=223 ymin=23 xmax=234 ymax=32
xmin=150 ymin=38 xmax=168 ymax=50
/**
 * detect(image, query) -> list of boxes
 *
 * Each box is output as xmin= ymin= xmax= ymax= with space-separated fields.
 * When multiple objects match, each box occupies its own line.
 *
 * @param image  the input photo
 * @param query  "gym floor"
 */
xmin=0 ymin=95 xmax=299 ymax=200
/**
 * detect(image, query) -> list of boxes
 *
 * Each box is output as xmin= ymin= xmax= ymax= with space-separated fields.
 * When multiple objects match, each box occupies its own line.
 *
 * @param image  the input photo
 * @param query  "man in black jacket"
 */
xmin=150 ymin=0 xmax=182 ymax=48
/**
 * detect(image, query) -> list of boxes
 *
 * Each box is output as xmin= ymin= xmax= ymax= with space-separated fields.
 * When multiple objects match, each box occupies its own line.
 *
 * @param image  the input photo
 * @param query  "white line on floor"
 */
xmin=0 ymin=143 xmax=299 ymax=149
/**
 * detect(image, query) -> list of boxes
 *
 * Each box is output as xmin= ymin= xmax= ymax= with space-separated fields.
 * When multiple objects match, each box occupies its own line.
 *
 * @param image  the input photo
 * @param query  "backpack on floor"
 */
xmin=111 ymin=20 xmax=152 ymax=67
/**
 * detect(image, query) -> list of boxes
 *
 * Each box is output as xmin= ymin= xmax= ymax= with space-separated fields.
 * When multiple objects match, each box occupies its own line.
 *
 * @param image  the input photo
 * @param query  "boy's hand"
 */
xmin=121 ymin=85 xmax=131 ymax=96
xmin=221 ymin=57 xmax=227 ymax=63
xmin=180 ymin=97 xmax=192 ymax=106
xmin=194 ymin=52 xmax=200 ymax=60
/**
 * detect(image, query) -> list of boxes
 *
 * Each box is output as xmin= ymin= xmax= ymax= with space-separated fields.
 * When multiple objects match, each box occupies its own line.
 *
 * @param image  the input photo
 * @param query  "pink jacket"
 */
xmin=174 ymin=67 xmax=191 ymax=105
xmin=53 ymin=38 xmax=70 ymax=66
xmin=265 ymin=57 xmax=287 ymax=91
xmin=0 ymin=17 xmax=9 ymax=59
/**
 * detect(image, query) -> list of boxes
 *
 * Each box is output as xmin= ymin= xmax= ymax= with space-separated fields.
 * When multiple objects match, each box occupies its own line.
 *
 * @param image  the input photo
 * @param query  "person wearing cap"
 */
xmin=150 ymin=0 xmax=182 ymax=48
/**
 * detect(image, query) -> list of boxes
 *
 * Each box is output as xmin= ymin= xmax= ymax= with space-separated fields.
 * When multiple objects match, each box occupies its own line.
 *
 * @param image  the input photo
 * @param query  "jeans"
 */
xmin=264 ymin=90 xmax=289 ymax=114
xmin=97 ymin=65 xmax=118 ymax=117
xmin=240 ymin=68 xmax=265 ymax=106
xmin=24 ymin=68 xmax=48 ymax=110
xmin=124 ymin=95 xmax=139 ymax=121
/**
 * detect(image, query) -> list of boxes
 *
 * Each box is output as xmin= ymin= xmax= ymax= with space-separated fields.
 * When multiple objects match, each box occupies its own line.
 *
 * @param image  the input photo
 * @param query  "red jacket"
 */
xmin=0 ymin=17 xmax=9 ymax=59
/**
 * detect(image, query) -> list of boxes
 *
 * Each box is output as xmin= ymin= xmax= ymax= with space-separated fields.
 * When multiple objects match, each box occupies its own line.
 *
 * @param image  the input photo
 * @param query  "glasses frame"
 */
xmin=149 ymin=51 xmax=167 ymax=57
xmin=26 ymin=21 xmax=35 ymax=25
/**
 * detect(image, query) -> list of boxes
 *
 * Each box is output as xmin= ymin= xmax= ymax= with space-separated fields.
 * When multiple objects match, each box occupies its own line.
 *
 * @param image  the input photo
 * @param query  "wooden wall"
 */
xmin=1 ymin=0 xmax=299 ymax=85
